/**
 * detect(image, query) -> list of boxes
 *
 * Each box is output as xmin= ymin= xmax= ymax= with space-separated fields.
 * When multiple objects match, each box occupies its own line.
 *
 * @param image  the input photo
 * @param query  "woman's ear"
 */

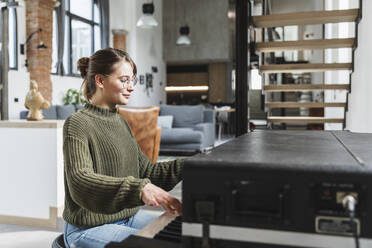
xmin=95 ymin=74 xmax=104 ymax=88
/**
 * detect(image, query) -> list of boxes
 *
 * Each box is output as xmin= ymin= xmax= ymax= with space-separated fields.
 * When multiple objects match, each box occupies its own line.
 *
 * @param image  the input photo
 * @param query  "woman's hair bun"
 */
xmin=77 ymin=57 xmax=90 ymax=78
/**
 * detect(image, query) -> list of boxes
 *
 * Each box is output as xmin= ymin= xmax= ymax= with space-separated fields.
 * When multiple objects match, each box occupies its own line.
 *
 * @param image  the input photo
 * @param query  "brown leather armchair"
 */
xmin=118 ymin=106 xmax=161 ymax=163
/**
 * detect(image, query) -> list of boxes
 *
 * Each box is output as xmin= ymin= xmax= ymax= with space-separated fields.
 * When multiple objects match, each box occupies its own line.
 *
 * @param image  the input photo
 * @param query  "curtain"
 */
xmin=96 ymin=0 xmax=110 ymax=49
xmin=55 ymin=0 xmax=65 ymax=75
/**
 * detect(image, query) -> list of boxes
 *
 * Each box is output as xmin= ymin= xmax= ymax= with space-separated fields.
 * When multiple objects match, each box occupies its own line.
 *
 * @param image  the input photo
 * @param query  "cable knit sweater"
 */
xmin=62 ymin=103 xmax=183 ymax=227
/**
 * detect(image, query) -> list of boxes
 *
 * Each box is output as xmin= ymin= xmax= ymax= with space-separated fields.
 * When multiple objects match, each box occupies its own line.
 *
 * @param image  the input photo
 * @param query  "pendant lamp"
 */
xmin=176 ymin=25 xmax=191 ymax=46
xmin=137 ymin=2 xmax=158 ymax=29
xmin=176 ymin=0 xmax=191 ymax=46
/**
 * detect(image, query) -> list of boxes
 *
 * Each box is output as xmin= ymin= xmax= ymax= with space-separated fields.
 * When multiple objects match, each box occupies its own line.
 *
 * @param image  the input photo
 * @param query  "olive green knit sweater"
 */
xmin=62 ymin=103 xmax=183 ymax=227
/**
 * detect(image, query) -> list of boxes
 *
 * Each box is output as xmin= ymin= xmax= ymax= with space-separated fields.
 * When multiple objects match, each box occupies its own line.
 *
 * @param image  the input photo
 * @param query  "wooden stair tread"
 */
xmin=254 ymin=38 xmax=355 ymax=53
xmin=260 ymin=63 xmax=352 ymax=73
xmin=267 ymin=117 xmax=344 ymax=124
xmin=266 ymin=102 xmax=346 ymax=108
xmin=253 ymin=9 xmax=359 ymax=28
xmin=264 ymin=84 xmax=350 ymax=92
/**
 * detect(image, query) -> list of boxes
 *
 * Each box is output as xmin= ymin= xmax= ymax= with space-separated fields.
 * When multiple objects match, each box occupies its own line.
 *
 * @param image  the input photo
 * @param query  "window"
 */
xmin=63 ymin=0 xmax=101 ymax=75
xmin=9 ymin=7 xmax=17 ymax=69
xmin=51 ymin=10 xmax=58 ymax=73
xmin=0 ymin=7 xmax=18 ymax=70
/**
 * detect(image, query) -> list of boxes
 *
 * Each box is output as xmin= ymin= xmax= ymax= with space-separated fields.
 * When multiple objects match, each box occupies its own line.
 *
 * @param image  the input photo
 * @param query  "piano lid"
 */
xmin=185 ymin=130 xmax=372 ymax=173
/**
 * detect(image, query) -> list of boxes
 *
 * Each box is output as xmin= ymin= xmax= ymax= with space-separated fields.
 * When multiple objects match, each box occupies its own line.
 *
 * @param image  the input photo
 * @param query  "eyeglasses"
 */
xmin=102 ymin=74 xmax=138 ymax=87
xmin=122 ymin=76 xmax=138 ymax=87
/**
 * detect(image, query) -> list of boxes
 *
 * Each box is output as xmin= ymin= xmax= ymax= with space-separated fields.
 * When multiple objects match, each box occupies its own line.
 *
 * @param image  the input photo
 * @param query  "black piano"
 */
xmin=107 ymin=131 xmax=372 ymax=248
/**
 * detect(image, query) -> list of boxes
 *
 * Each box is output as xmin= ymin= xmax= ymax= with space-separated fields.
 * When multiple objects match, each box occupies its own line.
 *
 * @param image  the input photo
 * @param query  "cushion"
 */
xmin=75 ymin=104 xmax=84 ymax=111
xmin=161 ymin=128 xmax=203 ymax=144
xmin=42 ymin=105 xmax=57 ymax=119
xmin=157 ymin=115 xmax=173 ymax=129
xmin=160 ymin=105 xmax=204 ymax=128
xmin=20 ymin=111 xmax=28 ymax=119
xmin=56 ymin=104 xmax=76 ymax=120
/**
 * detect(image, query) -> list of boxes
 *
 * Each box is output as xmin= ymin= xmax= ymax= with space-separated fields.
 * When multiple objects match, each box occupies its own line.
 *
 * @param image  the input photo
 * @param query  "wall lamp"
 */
xmin=20 ymin=28 xmax=47 ymax=67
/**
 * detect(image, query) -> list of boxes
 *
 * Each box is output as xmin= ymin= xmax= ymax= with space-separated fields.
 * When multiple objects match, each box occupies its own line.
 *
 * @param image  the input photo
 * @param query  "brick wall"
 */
xmin=25 ymin=0 xmax=55 ymax=102
xmin=112 ymin=29 xmax=128 ymax=52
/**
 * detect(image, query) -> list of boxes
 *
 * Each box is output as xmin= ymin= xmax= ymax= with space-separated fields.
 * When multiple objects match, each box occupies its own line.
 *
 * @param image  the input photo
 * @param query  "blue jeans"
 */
xmin=63 ymin=210 xmax=159 ymax=248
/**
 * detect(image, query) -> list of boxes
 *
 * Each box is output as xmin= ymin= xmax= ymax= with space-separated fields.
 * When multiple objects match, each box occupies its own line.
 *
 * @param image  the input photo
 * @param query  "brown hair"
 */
xmin=77 ymin=48 xmax=137 ymax=102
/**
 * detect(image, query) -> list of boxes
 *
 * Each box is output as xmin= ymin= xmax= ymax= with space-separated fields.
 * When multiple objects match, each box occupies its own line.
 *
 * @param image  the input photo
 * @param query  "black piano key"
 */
xmin=153 ymin=216 xmax=182 ymax=243
xmin=154 ymin=232 xmax=181 ymax=243
xmin=162 ymin=225 xmax=180 ymax=233
xmin=105 ymin=235 xmax=181 ymax=248
xmin=156 ymin=228 xmax=181 ymax=238
xmin=165 ymin=222 xmax=181 ymax=231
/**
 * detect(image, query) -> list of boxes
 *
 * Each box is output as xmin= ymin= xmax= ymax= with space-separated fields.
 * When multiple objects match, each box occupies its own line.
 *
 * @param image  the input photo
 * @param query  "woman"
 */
xmin=63 ymin=48 xmax=183 ymax=248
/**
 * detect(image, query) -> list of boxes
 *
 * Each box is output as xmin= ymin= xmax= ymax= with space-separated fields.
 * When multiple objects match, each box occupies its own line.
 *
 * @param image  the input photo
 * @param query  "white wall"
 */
xmin=346 ymin=0 xmax=372 ymax=133
xmin=162 ymin=0 xmax=230 ymax=63
xmin=110 ymin=0 xmax=166 ymax=107
xmin=8 ymin=0 xmax=166 ymax=120
xmin=271 ymin=0 xmax=324 ymax=14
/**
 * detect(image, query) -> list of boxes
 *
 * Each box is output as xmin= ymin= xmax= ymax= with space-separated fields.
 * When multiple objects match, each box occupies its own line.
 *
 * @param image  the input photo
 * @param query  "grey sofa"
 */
xmin=158 ymin=105 xmax=215 ymax=152
xmin=20 ymin=104 xmax=83 ymax=120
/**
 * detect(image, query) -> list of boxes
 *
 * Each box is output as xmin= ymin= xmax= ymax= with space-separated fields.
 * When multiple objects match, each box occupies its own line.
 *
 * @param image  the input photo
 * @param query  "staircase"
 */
xmin=249 ymin=2 xmax=362 ymax=129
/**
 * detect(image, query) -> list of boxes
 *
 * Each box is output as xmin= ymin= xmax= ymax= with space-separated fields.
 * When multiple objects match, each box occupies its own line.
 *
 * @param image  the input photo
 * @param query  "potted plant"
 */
xmin=63 ymin=88 xmax=86 ymax=106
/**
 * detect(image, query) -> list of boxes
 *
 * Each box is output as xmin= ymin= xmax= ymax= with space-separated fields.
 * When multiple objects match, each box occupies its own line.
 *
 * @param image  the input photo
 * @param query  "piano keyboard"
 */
xmin=105 ymin=213 xmax=181 ymax=248
xmin=153 ymin=216 xmax=182 ymax=243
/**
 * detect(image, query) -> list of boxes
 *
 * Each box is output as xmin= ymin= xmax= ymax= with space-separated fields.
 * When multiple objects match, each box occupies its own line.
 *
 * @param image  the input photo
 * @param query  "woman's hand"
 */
xmin=141 ymin=183 xmax=182 ymax=216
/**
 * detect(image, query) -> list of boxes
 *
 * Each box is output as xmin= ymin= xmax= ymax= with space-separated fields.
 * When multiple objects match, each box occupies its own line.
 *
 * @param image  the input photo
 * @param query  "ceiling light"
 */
xmin=137 ymin=2 xmax=158 ymax=29
xmin=176 ymin=26 xmax=191 ymax=46
xmin=165 ymin=86 xmax=208 ymax=92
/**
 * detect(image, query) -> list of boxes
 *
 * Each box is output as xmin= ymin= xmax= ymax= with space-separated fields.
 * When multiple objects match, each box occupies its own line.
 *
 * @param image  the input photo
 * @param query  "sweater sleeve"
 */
xmin=64 ymin=135 xmax=150 ymax=214
xmin=137 ymin=144 xmax=184 ymax=192
xmin=117 ymin=115 xmax=183 ymax=191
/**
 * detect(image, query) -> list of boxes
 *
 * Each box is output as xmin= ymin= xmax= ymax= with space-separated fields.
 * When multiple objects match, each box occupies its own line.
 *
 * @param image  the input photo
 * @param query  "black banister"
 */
xmin=235 ymin=0 xmax=249 ymax=136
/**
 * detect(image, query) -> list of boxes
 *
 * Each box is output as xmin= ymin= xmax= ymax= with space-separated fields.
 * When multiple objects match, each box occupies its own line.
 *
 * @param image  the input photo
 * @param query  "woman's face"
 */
xmin=101 ymin=60 xmax=135 ymax=107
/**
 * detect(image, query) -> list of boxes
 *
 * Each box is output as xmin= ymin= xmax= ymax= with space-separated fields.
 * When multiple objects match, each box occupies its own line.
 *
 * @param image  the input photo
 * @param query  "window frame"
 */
xmin=64 ymin=0 xmax=100 ymax=76
xmin=51 ymin=9 xmax=58 ymax=74
xmin=9 ymin=7 xmax=18 ymax=70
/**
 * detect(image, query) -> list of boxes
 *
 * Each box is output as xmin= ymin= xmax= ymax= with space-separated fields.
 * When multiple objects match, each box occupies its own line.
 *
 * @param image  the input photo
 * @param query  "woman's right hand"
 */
xmin=141 ymin=183 xmax=182 ymax=216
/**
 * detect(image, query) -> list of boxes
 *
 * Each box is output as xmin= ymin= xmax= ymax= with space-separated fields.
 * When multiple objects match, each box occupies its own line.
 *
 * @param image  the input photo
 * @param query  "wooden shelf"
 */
xmin=266 ymin=102 xmax=346 ymax=108
xmin=253 ymin=38 xmax=355 ymax=53
xmin=253 ymin=9 xmax=359 ymax=28
xmin=263 ymin=84 xmax=350 ymax=92
xmin=267 ymin=116 xmax=344 ymax=124
xmin=260 ymin=63 xmax=352 ymax=73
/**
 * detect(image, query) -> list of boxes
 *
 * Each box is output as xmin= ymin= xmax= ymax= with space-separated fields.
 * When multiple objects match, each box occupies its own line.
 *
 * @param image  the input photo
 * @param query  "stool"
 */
xmin=52 ymin=234 xmax=66 ymax=248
